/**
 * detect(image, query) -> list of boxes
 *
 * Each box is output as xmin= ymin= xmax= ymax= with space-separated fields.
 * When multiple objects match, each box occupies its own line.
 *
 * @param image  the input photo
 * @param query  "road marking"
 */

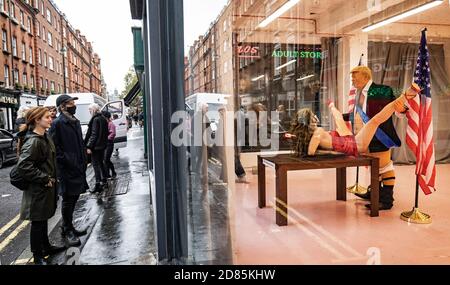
xmin=1 ymin=194 xmax=11 ymax=198
xmin=11 ymin=258 xmax=31 ymax=265
xmin=0 ymin=220 xmax=30 ymax=252
xmin=0 ymin=214 xmax=20 ymax=237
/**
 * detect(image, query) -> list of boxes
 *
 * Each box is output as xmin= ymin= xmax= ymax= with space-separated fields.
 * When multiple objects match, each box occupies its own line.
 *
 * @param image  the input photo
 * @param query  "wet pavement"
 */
xmin=187 ymin=154 xmax=234 ymax=265
xmin=6 ymin=126 xmax=234 ymax=265
xmin=13 ymin=127 xmax=157 ymax=265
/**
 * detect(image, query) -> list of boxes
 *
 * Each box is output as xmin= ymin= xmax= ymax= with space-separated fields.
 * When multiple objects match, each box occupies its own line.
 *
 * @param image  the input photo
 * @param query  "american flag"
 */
xmin=347 ymin=55 xmax=364 ymax=129
xmin=406 ymin=29 xmax=436 ymax=195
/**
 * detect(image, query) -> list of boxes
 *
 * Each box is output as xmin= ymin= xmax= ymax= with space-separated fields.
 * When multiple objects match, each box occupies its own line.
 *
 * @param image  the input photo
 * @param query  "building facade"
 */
xmin=0 ymin=0 xmax=105 ymax=99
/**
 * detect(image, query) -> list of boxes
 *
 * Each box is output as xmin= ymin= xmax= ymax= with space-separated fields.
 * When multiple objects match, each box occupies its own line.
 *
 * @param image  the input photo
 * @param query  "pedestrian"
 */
xmin=102 ymin=111 xmax=117 ymax=179
xmin=17 ymin=107 xmax=65 ymax=265
xmin=47 ymin=106 xmax=58 ymax=121
xmin=49 ymin=95 xmax=89 ymax=248
xmin=138 ymin=112 xmax=144 ymax=129
xmin=113 ymin=114 xmax=120 ymax=156
xmin=14 ymin=106 xmax=31 ymax=133
xmin=133 ymin=113 xmax=139 ymax=126
xmin=85 ymin=103 xmax=109 ymax=193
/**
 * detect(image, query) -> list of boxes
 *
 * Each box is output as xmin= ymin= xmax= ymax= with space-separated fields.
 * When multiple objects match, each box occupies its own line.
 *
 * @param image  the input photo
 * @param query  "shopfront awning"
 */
xmin=124 ymin=80 xmax=141 ymax=107
xmin=129 ymin=0 xmax=144 ymax=20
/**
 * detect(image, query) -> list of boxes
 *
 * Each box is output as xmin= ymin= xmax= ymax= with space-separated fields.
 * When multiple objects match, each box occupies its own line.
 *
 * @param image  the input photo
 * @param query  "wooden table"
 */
xmin=258 ymin=154 xmax=380 ymax=226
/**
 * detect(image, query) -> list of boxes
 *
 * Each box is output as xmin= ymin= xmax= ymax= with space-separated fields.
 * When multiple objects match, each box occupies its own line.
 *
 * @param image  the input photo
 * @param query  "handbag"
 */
xmin=10 ymin=164 xmax=29 ymax=191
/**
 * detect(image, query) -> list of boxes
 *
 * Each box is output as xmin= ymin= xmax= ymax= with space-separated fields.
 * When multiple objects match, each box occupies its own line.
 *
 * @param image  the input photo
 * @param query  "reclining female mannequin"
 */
xmin=290 ymin=83 xmax=420 ymax=157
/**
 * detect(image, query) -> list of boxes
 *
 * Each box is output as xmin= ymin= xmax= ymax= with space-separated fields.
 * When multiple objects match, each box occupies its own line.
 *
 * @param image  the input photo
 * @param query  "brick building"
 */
xmin=0 ymin=0 xmax=36 ymax=91
xmin=184 ymin=3 xmax=234 ymax=98
xmin=0 ymin=0 xmax=104 ymax=98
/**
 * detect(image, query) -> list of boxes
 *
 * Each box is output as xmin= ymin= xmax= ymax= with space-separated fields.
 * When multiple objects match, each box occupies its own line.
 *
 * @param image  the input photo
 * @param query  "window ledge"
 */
xmin=11 ymin=18 xmax=19 ymax=25
xmin=2 ymin=49 xmax=10 ymax=55
xmin=0 ymin=10 xmax=8 ymax=17
xmin=20 ymin=24 xmax=27 ymax=31
xmin=13 ymin=55 xmax=20 ymax=60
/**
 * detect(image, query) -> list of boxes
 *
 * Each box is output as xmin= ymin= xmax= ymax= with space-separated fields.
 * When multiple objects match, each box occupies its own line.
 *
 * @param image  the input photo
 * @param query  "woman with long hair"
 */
xmin=17 ymin=107 xmax=64 ymax=265
xmin=290 ymin=84 xmax=420 ymax=157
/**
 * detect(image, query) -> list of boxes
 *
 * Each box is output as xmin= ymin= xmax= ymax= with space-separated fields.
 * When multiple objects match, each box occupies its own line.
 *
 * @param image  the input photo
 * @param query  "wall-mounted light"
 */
xmin=275 ymin=59 xmax=297 ymax=71
xmin=257 ymin=0 xmax=301 ymax=29
xmin=362 ymin=0 xmax=443 ymax=32
xmin=251 ymin=75 xmax=265 ymax=82
xmin=297 ymin=74 xmax=315 ymax=81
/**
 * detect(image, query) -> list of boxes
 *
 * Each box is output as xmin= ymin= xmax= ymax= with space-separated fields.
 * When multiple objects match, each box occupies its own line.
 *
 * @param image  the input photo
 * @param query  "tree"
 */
xmin=120 ymin=66 xmax=143 ymax=113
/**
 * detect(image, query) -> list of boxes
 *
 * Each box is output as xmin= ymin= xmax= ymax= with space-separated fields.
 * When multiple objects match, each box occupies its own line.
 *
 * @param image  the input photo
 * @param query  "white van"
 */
xmin=44 ymin=93 xmax=128 ymax=149
xmin=185 ymin=93 xmax=230 ymax=133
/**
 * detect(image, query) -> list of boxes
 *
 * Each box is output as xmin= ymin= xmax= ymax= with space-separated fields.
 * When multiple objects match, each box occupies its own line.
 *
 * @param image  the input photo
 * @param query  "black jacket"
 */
xmin=49 ymin=113 xmax=89 ymax=196
xmin=85 ymin=113 xmax=108 ymax=151
xmin=18 ymin=132 xmax=57 ymax=221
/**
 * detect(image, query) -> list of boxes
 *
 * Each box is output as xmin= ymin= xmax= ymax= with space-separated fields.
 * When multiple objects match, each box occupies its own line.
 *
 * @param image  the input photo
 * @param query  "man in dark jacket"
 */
xmin=85 ymin=103 xmax=109 ymax=193
xmin=49 ymin=95 xmax=89 ymax=247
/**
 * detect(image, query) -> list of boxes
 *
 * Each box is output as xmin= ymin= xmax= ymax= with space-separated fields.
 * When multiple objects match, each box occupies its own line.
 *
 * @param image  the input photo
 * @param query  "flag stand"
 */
xmin=347 ymin=166 xmax=368 ymax=194
xmin=400 ymin=176 xmax=432 ymax=224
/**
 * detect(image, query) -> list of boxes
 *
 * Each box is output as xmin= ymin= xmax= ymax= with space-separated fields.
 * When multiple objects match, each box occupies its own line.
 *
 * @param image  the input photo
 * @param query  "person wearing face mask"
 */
xmin=49 ymin=95 xmax=89 ymax=248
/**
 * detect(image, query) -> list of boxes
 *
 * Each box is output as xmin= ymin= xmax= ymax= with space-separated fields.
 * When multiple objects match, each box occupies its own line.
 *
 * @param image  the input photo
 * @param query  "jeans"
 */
xmin=30 ymin=220 xmax=50 ymax=255
xmin=104 ymin=141 xmax=116 ymax=177
xmin=61 ymin=194 xmax=80 ymax=232
xmin=92 ymin=149 xmax=107 ymax=184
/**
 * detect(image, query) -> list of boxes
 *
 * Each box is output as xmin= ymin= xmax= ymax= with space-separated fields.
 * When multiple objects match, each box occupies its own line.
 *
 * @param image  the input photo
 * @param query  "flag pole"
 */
xmin=400 ymin=28 xmax=432 ymax=224
xmin=348 ymin=54 xmax=368 ymax=195
xmin=401 ymin=176 xmax=432 ymax=224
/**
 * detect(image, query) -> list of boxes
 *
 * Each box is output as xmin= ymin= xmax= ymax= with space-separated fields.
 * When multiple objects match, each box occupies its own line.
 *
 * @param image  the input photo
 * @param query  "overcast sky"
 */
xmin=53 ymin=0 xmax=135 ymax=95
xmin=52 ymin=0 xmax=227 ymax=94
xmin=184 ymin=0 xmax=228 ymax=52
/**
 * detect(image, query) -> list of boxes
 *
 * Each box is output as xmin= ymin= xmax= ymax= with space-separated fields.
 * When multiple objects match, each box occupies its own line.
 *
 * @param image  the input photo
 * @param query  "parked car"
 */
xmin=0 ymin=129 xmax=18 ymax=168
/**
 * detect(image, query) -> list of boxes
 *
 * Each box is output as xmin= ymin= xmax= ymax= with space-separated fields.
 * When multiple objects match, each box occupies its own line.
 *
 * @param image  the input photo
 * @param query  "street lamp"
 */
xmin=60 ymin=47 xmax=67 ymax=93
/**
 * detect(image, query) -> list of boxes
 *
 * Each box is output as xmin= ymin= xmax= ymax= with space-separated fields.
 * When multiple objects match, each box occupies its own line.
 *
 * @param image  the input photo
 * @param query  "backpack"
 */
xmin=10 ymin=164 xmax=29 ymax=191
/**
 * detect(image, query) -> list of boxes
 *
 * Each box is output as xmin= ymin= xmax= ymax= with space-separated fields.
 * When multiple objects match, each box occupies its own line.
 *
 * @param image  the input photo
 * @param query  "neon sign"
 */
xmin=272 ymin=50 xmax=322 ymax=59
xmin=238 ymin=45 xmax=260 ymax=59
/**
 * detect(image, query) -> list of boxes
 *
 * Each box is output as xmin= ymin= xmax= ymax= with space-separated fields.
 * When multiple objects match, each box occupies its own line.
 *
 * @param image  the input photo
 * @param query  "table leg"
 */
xmin=370 ymin=158 xmax=380 ymax=217
xmin=258 ymin=156 xmax=266 ymax=208
xmin=336 ymin=167 xmax=347 ymax=201
xmin=276 ymin=166 xmax=288 ymax=226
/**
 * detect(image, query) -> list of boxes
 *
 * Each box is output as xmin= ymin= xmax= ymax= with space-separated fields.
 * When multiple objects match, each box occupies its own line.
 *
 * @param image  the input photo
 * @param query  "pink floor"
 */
xmin=232 ymin=164 xmax=450 ymax=265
